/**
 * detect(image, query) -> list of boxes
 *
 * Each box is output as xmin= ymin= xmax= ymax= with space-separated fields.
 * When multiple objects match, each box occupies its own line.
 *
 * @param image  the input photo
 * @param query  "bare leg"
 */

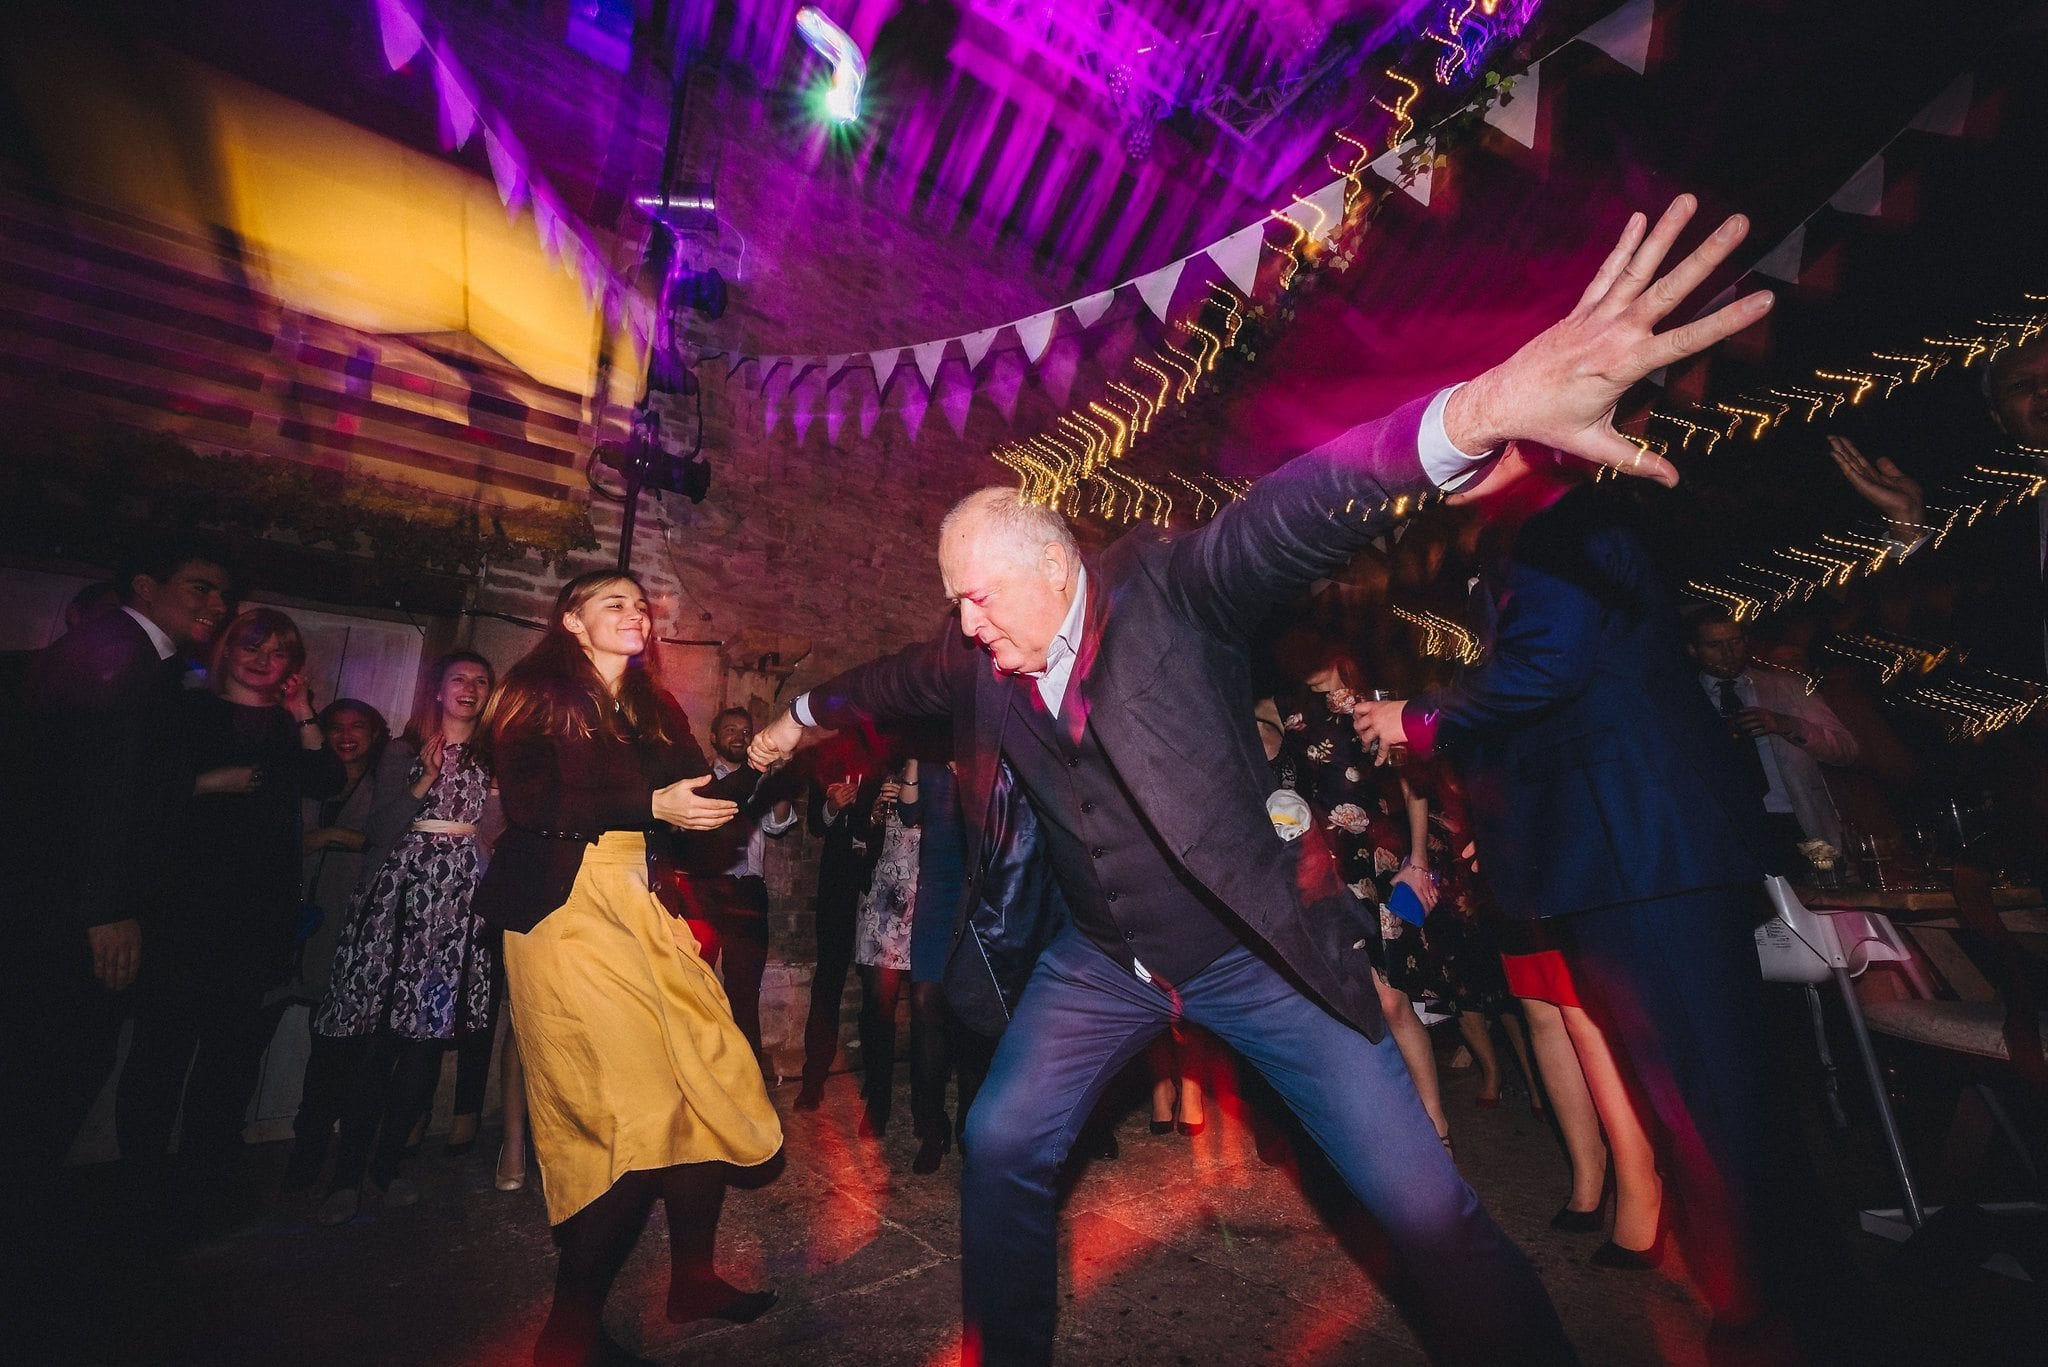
xmin=1457 ymin=1011 xmax=1504 ymax=1103
xmin=1562 ymin=1003 xmax=1662 ymax=1249
xmin=497 ymin=1015 xmax=528 ymax=1189
xmin=1378 ymin=974 xmax=1448 ymax=1143
xmin=1178 ymin=1069 xmax=1204 ymax=1128
xmin=1523 ymin=998 xmax=1606 ymax=1212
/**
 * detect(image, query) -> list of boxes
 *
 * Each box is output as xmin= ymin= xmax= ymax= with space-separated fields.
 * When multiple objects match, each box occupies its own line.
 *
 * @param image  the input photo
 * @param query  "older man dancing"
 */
xmin=753 ymin=198 xmax=1770 ymax=1365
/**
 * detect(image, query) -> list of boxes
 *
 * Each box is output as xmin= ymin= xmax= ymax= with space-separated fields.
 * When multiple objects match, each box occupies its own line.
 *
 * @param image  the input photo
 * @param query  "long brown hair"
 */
xmin=403 ymin=650 xmax=496 ymax=750
xmin=481 ymin=571 xmax=677 ymax=759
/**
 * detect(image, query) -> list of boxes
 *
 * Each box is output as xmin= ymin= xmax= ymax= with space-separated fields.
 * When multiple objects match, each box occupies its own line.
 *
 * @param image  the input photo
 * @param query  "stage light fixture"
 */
xmin=795 ymin=7 xmax=865 ymax=123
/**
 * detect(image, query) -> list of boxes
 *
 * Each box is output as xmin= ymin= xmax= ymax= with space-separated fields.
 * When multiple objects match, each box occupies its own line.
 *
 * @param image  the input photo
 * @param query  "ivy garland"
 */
xmin=1 ymin=430 xmax=598 ymax=584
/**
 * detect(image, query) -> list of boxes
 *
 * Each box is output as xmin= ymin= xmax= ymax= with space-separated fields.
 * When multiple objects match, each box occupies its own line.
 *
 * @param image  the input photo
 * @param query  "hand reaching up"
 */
xmin=1445 ymin=195 xmax=1774 ymax=485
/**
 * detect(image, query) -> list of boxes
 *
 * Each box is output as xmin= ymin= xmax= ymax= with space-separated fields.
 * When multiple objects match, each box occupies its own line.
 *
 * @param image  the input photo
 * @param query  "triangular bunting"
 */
xmin=1578 ymin=0 xmax=1655 ymax=75
xmin=870 ymin=348 xmax=902 ymax=390
xmin=482 ymin=126 xmax=529 ymax=214
xmin=961 ymin=326 xmax=1000 ymax=370
xmin=1909 ymin=74 xmax=1972 ymax=136
xmin=1133 ymin=258 xmax=1186 ymax=322
xmin=1368 ymin=144 xmax=1433 ymax=206
xmin=1827 ymin=156 xmax=1885 ymax=216
xmin=756 ymin=357 xmax=784 ymax=390
xmin=1482 ymin=61 xmax=1541 ymax=149
xmin=913 ymin=339 xmax=949 ymax=389
xmin=374 ymin=0 xmax=425 ymax=70
xmin=821 ymin=354 xmax=849 ymax=385
xmin=533 ymin=192 xmax=566 ymax=261
xmin=727 ymin=354 xmax=751 ymax=379
xmin=1753 ymin=224 xmax=1806 ymax=284
xmin=1287 ymin=179 xmax=1348 ymax=243
xmin=1016 ymin=311 xmax=1058 ymax=364
xmin=431 ymin=48 xmax=479 ymax=149
xmin=1206 ymin=221 xmax=1267 ymax=296
xmin=1071 ymin=289 xmax=1117 ymax=329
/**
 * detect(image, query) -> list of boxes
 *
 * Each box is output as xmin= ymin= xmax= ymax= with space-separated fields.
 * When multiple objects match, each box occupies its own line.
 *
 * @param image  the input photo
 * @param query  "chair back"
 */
xmin=1756 ymin=875 xmax=1845 ymax=983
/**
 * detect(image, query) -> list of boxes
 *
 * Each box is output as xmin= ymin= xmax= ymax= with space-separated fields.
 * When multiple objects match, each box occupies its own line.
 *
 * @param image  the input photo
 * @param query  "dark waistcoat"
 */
xmin=1000 ymin=678 xmax=1239 ymax=985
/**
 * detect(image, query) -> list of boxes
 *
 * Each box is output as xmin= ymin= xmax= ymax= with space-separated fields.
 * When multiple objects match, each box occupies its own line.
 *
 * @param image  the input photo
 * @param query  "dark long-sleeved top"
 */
xmin=161 ymin=691 xmax=345 ymax=965
xmin=472 ymin=693 xmax=710 ymax=934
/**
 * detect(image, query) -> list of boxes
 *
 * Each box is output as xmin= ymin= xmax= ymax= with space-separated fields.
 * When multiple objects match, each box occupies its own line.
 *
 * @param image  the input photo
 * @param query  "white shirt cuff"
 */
xmin=1418 ymin=384 xmax=1496 ymax=491
xmin=791 ymin=692 xmax=816 ymax=728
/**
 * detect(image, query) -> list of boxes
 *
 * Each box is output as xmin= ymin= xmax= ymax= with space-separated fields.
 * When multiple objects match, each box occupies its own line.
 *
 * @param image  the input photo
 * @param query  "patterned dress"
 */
xmin=318 ymin=742 xmax=495 ymax=1040
xmin=1289 ymin=689 xmax=1460 ymax=1008
xmin=854 ymin=806 xmax=920 ymax=972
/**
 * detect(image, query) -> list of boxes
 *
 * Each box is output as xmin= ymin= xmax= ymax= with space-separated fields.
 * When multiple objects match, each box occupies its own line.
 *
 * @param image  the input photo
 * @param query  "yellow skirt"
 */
xmin=502 ymin=832 xmax=782 ymax=1224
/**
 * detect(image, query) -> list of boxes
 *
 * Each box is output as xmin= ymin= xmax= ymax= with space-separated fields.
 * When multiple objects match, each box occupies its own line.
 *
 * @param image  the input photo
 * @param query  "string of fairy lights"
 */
xmin=993 ymin=0 xmax=1535 ymax=530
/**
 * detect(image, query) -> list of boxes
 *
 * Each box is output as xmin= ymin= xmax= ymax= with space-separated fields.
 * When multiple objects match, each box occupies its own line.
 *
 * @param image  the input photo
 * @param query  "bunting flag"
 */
xmin=961 ymin=326 xmax=1000 ymax=370
xmin=1015 ymin=310 xmax=1058 ymax=364
xmin=1828 ymin=156 xmax=1885 ymax=216
xmin=1483 ymin=62 xmax=1541 ymax=149
xmin=1368 ymin=143 xmax=1434 ymax=207
xmin=1206 ymin=221 xmax=1268 ymax=296
xmin=482 ymin=126 xmax=528 ymax=215
xmin=1287 ymin=179 xmax=1348 ymax=244
xmin=1133 ymin=257 xmax=1186 ymax=322
xmin=821 ymin=354 xmax=849 ymax=385
xmin=870 ymin=347 xmax=903 ymax=391
xmin=375 ymin=0 xmax=424 ymax=69
xmin=1579 ymin=0 xmax=1655 ymax=75
xmin=1071 ymin=288 xmax=1117 ymax=329
xmin=532 ymin=192 xmax=566 ymax=261
xmin=913 ymin=338 xmax=949 ymax=388
xmin=1909 ymin=75 xmax=1972 ymax=136
xmin=1752 ymin=225 xmax=1806 ymax=284
xmin=431 ymin=47 xmax=479 ymax=149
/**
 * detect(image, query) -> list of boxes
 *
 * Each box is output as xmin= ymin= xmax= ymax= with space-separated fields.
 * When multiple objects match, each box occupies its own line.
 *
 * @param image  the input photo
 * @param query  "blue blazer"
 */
xmin=1405 ymin=485 xmax=1768 ymax=922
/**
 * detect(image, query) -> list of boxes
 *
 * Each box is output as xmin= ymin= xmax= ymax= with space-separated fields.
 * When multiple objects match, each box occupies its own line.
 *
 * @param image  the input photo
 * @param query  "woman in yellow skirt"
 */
xmin=474 ymin=571 xmax=782 ymax=1367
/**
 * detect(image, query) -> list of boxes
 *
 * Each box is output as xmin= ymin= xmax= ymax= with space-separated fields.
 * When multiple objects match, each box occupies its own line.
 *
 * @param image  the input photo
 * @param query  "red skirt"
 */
xmin=1500 ymin=948 xmax=1582 ymax=1008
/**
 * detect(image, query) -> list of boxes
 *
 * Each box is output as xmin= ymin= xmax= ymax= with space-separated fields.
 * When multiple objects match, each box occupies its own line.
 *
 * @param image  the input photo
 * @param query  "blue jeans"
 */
xmin=961 ymin=927 xmax=1575 ymax=1365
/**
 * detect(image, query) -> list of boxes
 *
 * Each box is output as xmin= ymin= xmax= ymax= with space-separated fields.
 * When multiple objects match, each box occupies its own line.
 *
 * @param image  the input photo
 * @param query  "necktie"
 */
xmin=1718 ymin=679 xmax=1770 ymax=797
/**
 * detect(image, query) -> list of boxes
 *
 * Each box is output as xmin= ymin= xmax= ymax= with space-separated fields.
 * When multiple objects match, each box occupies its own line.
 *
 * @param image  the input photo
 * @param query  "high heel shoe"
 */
xmin=1590 ymin=1208 xmax=1669 ymax=1270
xmin=1149 ymin=1119 xmax=1175 ymax=1135
xmin=494 ymin=1141 xmax=526 ymax=1192
xmin=1550 ymin=1204 xmax=1606 ymax=1233
xmin=1176 ymin=1118 xmax=1205 ymax=1137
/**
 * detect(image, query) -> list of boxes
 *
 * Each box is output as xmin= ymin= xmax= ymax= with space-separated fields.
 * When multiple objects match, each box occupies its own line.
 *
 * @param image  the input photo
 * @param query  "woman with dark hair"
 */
xmin=281 ymin=698 xmax=394 ymax=1193
xmin=313 ymin=651 xmax=498 ymax=1223
xmin=474 ymin=572 xmax=780 ymax=1367
xmin=117 ymin=607 xmax=344 ymax=1217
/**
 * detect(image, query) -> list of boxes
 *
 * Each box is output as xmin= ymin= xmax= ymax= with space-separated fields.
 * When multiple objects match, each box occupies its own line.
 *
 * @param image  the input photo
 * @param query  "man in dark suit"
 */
xmin=2 ymin=540 xmax=231 ymax=1199
xmin=755 ymin=199 xmax=1771 ymax=1363
xmin=1355 ymin=447 xmax=1853 ymax=1349
xmin=793 ymin=749 xmax=881 ymax=1109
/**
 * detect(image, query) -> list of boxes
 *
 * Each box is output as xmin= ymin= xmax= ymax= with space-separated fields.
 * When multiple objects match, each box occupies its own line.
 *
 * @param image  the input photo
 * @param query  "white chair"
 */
xmin=1754 ymin=875 xmax=1926 ymax=1228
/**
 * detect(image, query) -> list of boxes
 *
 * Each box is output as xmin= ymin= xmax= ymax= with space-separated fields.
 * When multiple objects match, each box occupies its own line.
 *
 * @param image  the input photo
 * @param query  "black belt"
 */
xmin=516 ymin=826 xmax=603 ymax=844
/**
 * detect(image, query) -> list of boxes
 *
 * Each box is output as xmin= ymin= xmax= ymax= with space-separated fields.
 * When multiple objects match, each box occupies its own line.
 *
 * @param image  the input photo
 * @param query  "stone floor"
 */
xmin=30 ymin=1025 xmax=2048 ymax=1366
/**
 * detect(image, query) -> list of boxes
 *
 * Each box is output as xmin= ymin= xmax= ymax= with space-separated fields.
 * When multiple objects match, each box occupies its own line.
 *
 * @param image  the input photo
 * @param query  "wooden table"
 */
xmin=1800 ymin=885 xmax=2043 ymax=919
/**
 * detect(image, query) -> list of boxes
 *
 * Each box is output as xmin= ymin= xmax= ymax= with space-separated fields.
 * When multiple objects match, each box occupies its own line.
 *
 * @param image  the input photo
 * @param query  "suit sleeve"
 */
xmin=1405 ymin=519 xmax=1624 ymax=754
xmin=804 ymin=632 xmax=962 ymax=732
xmin=1164 ymin=397 xmax=1435 ymax=643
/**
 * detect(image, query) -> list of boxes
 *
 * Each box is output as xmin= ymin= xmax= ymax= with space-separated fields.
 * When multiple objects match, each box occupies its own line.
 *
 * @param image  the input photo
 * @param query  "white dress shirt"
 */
xmin=1699 ymin=671 xmax=1794 ymax=814
xmin=710 ymin=757 xmax=799 ymax=878
xmin=121 ymin=605 xmax=177 ymax=661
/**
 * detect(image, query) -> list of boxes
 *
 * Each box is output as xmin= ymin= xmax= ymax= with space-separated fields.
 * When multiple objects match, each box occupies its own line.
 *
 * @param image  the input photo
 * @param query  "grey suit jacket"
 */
xmin=805 ymin=396 xmax=1436 ymax=1039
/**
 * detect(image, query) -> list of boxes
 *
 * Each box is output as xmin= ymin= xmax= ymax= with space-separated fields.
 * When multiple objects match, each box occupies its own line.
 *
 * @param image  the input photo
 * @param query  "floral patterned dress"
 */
xmin=1288 ymin=690 xmax=1460 ymax=1008
xmin=855 ymin=807 xmax=920 ymax=972
xmin=317 ymin=742 xmax=495 ymax=1041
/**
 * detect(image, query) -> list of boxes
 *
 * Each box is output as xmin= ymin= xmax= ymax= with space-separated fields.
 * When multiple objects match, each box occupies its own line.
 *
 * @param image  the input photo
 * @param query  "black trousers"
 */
xmin=684 ymin=875 xmax=771 ymax=1062
xmin=0 ymin=921 xmax=128 ymax=1204
xmin=802 ymin=895 xmax=858 ymax=1090
xmin=115 ymin=934 xmax=275 ymax=1182
xmin=326 ymin=1032 xmax=447 ymax=1189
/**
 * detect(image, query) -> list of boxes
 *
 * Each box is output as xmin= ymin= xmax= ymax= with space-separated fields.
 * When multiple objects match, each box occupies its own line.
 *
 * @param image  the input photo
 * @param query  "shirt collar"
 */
xmin=121 ymin=606 xmax=177 ymax=661
xmin=1026 ymin=566 xmax=1088 ymax=679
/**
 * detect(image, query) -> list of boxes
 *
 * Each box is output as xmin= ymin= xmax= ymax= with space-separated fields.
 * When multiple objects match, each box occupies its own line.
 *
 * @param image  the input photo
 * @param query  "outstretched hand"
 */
xmin=1444 ymin=195 xmax=1773 ymax=485
xmin=747 ymin=709 xmax=815 ymax=772
xmin=1826 ymin=435 xmax=1925 ymax=539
